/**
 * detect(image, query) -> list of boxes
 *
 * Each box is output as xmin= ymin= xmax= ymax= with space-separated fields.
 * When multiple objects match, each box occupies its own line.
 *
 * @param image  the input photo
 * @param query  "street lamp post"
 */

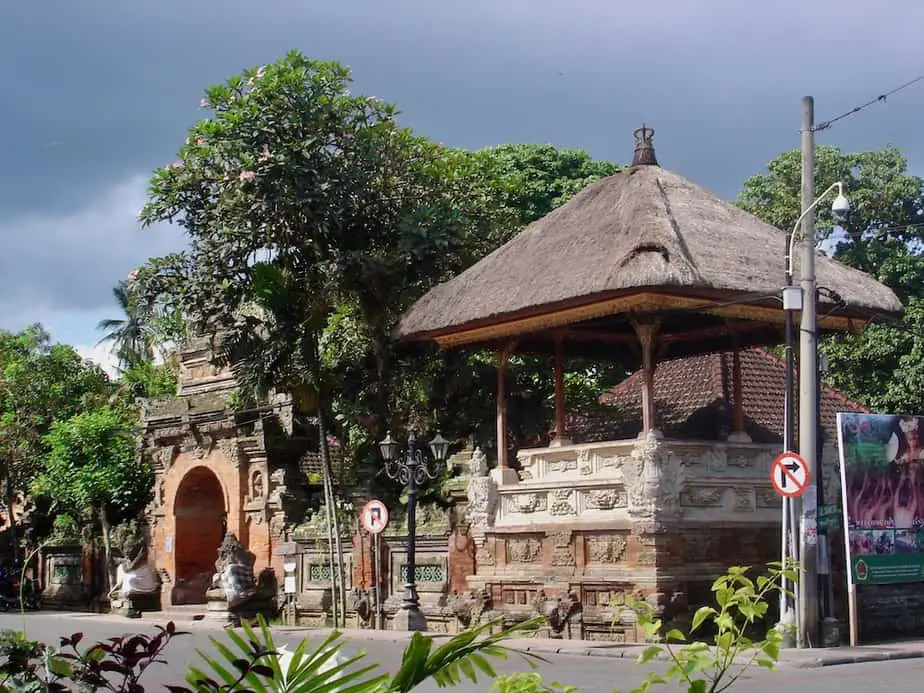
xmin=378 ymin=428 xmax=450 ymax=632
xmin=783 ymin=106 xmax=851 ymax=646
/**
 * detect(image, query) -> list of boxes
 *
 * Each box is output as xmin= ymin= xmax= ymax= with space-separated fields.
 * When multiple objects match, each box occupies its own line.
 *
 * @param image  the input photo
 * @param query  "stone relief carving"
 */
xmin=506 ymin=537 xmax=542 ymax=564
xmin=756 ymin=488 xmax=782 ymax=509
xmin=733 ymin=488 xmax=754 ymax=511
xmin=624 ymin=433 xmax=685 ymax=520
xmin=549 ymin=489 xmax=576 ymax=516
xmin=549 ymin=531 xmax=574 ymax=567
xmin=475 ymin=541 xmax=495 ymax=567
xmin=599 ymin=453 xmax=629 ymax=472
xmin=585 ymin=534 xmax=628 ymax=564
xmin=547 ymin=459 xmax=578 ymax=474
xmin=466 ymin=476 xmax=499 ymax=532
xmin=466 ymin=447 xmax=488 ymax=477
xmin=505 ymin=493 xmax=547 ymax=514
xmin=584 ymin=488 xmax=627 ymax=510
xmin=251 ymin=471 xmax=264 ymax=500
xmin=218 ymin=438 xmax=245 ymax=468
xmin=151 ymin=445 xmax=179 ymax=471
xmin=680 ymin=486 xmax=725 ymax=508
xmin=578 ymin=449 xmax=594 ymax=476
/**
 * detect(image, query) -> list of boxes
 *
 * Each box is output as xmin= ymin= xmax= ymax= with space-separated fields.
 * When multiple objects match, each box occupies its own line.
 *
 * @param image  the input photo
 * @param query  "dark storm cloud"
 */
xmin=1 ymin=0 xmax=924 ymax=340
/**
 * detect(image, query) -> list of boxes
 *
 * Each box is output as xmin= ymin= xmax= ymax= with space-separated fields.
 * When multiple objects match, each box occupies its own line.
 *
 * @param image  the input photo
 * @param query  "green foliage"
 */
xmin=613 ymin=563 xmax=796 ymax=693
xmin=120 ymin=359 xmax=178 ymax=399
xmin=36 ymin=406 xmax=153 ymax=526
xmin=474 ymin=143 xmax=621 ymax=229
xmin=182 ymin=614 xmax=544 ymax=692
xmin=0 ymin=325 xmax=113 ymax=552
xmin=492 ymin=672 xmax=576 ymax=693
xmin=0 ymin=621 xmax=187 ymax=692
xmin=739 ymin=145 xmax=924 ymax=415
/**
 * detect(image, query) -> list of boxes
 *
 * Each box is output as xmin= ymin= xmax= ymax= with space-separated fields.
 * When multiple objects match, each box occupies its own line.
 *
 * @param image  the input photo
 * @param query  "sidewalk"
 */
xmin=56 ymin=610 xmax=924 ymax=669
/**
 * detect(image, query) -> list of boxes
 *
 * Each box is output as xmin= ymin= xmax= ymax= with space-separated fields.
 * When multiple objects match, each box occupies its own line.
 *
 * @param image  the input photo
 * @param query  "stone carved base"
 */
xmin=392 ymin=605 xmax=428 ymax=632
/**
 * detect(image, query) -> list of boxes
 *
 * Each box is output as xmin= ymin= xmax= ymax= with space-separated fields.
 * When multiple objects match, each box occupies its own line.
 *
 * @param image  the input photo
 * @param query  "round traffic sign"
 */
xmin=361 ymin=499 xmax=389 ymax=534
xmin=770 ymin=452 xmax=810 ymax=498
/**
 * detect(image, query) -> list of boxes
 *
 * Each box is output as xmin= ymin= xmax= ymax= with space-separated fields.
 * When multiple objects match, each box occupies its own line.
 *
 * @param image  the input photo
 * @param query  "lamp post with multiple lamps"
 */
xmin=378 ymin=428 xmax=450 ymax=632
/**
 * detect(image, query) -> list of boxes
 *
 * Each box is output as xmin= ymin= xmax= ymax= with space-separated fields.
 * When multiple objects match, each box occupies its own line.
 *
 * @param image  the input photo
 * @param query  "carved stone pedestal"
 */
xmin=393 ymin=605 xmax=428 ymax=632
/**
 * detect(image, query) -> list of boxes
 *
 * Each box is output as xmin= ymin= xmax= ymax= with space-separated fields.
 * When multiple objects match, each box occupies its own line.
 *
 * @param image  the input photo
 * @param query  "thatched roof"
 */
xmin=396 ymin=133 xmax=902 ymax=355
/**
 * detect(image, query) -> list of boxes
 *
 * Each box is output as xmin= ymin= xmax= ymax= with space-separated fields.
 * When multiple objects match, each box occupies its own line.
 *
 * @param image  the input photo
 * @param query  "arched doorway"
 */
xmin=173 ymin=466 xmax=226 ymax=604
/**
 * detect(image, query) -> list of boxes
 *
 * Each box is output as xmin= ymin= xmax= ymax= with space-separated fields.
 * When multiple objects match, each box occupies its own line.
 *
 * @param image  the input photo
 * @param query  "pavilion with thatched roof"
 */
xmin=397 ymin=127 xmax=902 ymax=468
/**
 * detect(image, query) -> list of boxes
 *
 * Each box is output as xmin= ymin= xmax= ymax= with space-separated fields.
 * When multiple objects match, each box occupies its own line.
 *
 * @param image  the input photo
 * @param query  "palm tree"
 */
xmin=96 ymin=281 xmax=154 ymax=372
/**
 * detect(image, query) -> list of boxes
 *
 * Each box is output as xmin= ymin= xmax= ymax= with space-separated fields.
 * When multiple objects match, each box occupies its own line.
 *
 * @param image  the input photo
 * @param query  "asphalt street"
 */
xmin=0 ymin=613 xmax=922 ymax=692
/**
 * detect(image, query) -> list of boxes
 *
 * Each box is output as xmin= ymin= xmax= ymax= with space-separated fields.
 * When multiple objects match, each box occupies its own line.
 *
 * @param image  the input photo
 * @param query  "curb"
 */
xmin=789 ymin=649 xmax=924 ymax=668
xmin=35 ymin=612 xmax=924 ymax=669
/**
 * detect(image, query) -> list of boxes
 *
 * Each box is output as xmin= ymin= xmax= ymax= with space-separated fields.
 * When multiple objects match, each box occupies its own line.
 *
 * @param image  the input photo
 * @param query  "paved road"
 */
xmin=1 ymin=613 xmax=922 ymax=692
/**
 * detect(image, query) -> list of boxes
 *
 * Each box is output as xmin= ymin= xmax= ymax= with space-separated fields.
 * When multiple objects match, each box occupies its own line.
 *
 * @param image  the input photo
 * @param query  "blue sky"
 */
xmin=2 ymin=0 xmax=923 ymax=374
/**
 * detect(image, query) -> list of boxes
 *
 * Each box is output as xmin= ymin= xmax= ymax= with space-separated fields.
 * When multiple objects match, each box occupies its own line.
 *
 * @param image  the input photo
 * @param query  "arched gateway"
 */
xmin=139 ymin=336 xmax=313 ymax=610
xmin=173 ymin=466 xmax=225 ymax=604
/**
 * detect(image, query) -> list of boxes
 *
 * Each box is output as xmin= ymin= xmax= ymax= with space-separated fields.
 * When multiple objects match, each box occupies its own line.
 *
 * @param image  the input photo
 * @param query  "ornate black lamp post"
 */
xmin=378 ymin=428 xmax=450 ymax=631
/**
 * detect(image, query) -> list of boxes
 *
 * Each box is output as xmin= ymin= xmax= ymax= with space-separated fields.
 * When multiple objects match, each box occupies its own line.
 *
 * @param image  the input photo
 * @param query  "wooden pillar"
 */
xmin=551 ymin=336 xmax=569 ymax=446
xmin=496 ymin=343 xmax=515 ymax=469
xmin=632 ymin=321 xmax=660 ymax=434
xmin=725 ymin=320 xmax=751 ymax=443
xmin=731 ymin=346 xmax=746 ymax=436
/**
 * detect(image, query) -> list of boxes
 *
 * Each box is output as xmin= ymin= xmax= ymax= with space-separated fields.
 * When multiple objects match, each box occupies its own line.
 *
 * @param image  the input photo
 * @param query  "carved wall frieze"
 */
xmin=582 ymin=487 xmax=626 ymax=510
xmin=585 ymin=534 xmax=628 ymax=564
xmin=756 ymin=487 xmax=782 ymax=509
xmin=151 ymin=445 xmax=179 ymax=472
xmin=578 ymin=449 xmax=594 ymax=476
xmin=625 ymin=434 xmax=685 ymax=520
xmin=506 ymin=537 xmax=542 ymax=564
xmin=504 ymin=493 xmax=547 ymax=514
xmin=475 ymin=541 xmax=495 ymax=567
xmin=218 ymin=438 xmax=245 ymax=468
xmin=547 ymin=459 xmax=578 ymax=474
xmin=680 ymin=486 xmax=726 ymax=508
xmin=467 ymin=476 xmax=499 ymax=532
xmin=599 ymin=454 xmax=629 ymax=472
xmin=549 ymin=530 xmax=574 ymax=567
xmin=733 ymin=488 xmax=754 ymax=511
xmin=549 ymin=489 xmax=576 ymax=516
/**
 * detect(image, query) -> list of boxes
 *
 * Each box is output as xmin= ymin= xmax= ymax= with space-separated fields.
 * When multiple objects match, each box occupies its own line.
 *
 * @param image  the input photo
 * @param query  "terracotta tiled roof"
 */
xmin=567 ymin=348 xmax=868 ymax=446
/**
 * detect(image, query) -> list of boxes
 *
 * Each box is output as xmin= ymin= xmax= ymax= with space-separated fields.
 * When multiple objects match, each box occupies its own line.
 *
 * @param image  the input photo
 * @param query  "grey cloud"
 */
xmin=2 ymin=0 xmax=924 ymax=337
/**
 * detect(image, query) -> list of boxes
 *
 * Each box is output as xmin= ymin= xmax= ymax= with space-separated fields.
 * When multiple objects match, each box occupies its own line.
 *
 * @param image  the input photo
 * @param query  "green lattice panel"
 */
xmin=309 ymin=564 xmax=332 ymax=582
xmin=400 ymin=564 xmax=445 ymax=583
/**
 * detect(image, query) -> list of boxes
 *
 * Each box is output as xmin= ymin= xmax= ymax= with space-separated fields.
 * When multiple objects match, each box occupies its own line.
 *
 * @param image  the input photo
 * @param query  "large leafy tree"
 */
xmin=0 ymin=326 xmax=111 ymax=556
xmin=738 ymin=145 xmax=924 ymax=414
xmin=36 ymin=405 xmax=153 ymax=588
xmin=137 ymin=51 xmax=516 ymax=624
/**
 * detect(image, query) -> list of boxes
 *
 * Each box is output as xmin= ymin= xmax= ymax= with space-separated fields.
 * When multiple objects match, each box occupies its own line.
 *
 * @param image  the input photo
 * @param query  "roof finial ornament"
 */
xmin=632 ymin=124 xmax=659 ymax=167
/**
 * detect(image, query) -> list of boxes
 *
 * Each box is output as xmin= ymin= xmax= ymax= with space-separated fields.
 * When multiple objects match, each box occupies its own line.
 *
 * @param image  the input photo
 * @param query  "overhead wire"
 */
xmin=814 ymin=72 xmax=924 ymax=132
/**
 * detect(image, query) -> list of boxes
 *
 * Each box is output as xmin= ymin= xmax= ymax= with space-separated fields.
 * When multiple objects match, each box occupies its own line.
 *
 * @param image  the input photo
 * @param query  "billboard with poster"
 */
xmin=837 ymin=413 xmax=924 ymax=585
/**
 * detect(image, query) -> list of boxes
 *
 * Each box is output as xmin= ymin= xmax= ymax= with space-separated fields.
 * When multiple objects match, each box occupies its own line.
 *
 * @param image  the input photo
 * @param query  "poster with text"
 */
xmin=837 ymin=412 xmax=924 ymax=585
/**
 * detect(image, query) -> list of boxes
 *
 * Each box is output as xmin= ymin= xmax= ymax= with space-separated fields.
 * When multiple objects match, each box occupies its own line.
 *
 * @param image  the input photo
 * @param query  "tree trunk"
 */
xmin=322 ymin=475 xmax=339 ymax=628
xmin=99 ymin=506 xmax=114 ymax=596
xmin=318 ymin=406 xmax=347 ymax=627
xmin=4 ymin=474 xmax=18 ymax=568
xmin=308 ymin=331 xmax=348 ymax=628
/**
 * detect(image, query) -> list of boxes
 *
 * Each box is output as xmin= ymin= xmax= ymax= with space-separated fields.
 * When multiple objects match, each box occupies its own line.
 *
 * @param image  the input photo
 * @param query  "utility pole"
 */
xmin=798 ymin=95 xmax=820 ymax=647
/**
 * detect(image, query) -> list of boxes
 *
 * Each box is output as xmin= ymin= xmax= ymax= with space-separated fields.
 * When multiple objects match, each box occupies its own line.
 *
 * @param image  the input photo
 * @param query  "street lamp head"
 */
xmin=428 ymin=431 xmax=450 ymax=463
xmin=378 ymin=431 xmax=399 ymax=462
xmin=831 ymin=182 xmax=851 ymax=222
